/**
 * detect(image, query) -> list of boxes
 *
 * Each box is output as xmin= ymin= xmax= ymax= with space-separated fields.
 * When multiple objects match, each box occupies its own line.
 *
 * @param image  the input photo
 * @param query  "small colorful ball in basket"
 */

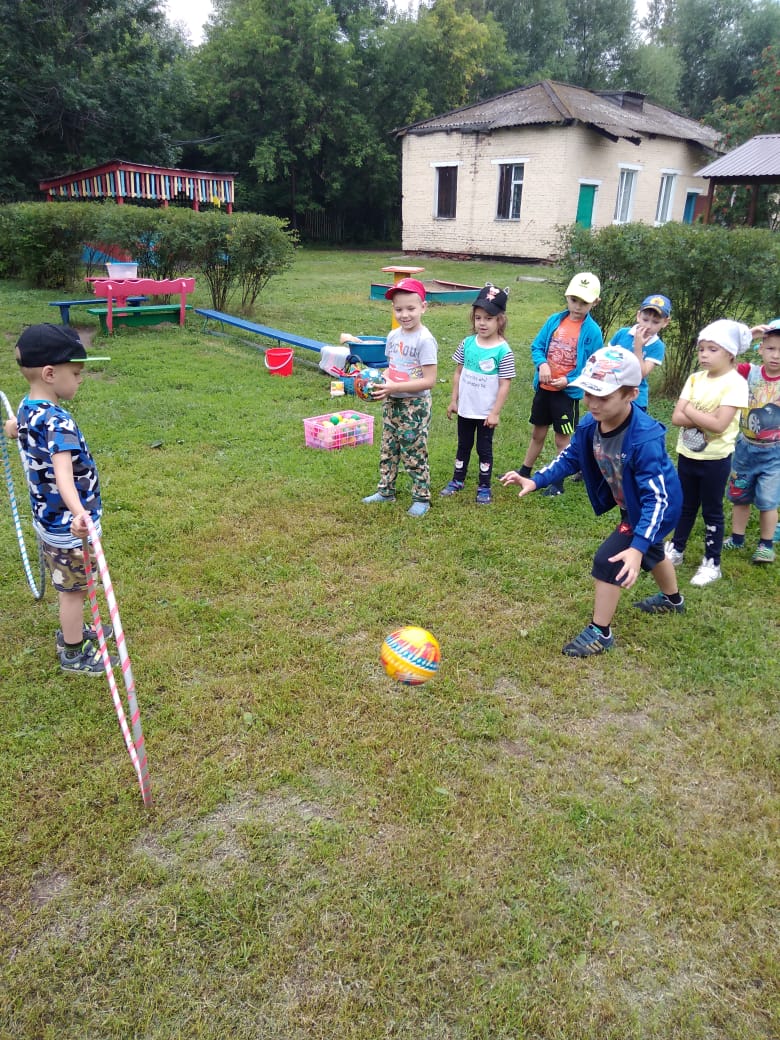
xmin=354 ymin=368 xmax=386 ymax=401
xmin=380 ymin=626 xmax=441 ymax=685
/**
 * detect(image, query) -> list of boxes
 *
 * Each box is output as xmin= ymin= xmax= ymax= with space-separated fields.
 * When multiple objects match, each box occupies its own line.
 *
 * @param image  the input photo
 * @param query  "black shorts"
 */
xmin=591 ymin=519 xmax=665 ymax=585
xmin=529 ymin=388 xmax=579 ymax=437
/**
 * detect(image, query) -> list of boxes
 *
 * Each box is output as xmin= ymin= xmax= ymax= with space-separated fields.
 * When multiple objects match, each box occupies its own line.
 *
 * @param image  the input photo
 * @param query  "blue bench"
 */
xmin=49 ymin=296 xmax=147 ymax=325
xmin=194 ymin=308 xmax=327 ymax=353
xmin=194 ymin=308 xmax=389 ymax=367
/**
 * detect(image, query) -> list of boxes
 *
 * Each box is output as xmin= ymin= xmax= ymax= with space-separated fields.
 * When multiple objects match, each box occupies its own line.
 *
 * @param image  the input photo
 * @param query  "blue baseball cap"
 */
xmin=640 ymin=294 xmax=672 ymax=318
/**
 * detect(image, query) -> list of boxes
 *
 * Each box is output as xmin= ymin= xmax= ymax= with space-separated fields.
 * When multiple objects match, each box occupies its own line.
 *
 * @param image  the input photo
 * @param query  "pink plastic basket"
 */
xmin=303 ymin=411 xmax=374 ymax=450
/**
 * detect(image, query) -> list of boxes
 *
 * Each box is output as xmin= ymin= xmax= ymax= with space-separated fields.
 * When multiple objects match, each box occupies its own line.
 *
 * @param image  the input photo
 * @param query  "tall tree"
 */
xmin=0 ymin=0 xmax=189 ymax=201
xmin=674 ymin=0 xmax=780 ymax=117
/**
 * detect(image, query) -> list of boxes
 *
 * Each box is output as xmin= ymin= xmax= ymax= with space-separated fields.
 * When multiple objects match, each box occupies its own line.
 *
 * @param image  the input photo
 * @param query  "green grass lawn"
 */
xmin=0 ymin=249 xmax=777 ymax=1039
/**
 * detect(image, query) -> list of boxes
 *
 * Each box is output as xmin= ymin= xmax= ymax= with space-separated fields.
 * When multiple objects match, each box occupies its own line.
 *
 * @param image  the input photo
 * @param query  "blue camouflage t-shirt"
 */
xmin=17 ymin=397 xmax=102 ymax=548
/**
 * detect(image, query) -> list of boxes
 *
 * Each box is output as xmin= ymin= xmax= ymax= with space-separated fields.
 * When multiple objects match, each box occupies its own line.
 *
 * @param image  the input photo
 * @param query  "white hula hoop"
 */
xmin=82 ymin=516 xmax=151 ymax=807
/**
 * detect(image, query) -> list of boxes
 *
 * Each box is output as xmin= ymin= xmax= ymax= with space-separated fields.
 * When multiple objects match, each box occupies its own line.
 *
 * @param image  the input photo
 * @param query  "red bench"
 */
xmin=88 ymin=277 xmax=195 ymax=334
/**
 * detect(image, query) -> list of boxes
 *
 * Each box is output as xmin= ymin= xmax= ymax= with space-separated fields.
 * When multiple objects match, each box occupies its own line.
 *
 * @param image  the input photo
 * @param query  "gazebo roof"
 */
xmin=695 ymin=135 xmax=780 ymax=180
xmin=39 ymin=159 xmax=237 ymax=210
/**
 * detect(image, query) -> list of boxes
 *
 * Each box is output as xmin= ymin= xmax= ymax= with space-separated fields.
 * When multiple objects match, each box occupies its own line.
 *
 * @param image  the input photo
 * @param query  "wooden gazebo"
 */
xmin=39 ymin=160 xmax=236 ymax=213
xmin=695 ymin=134 xmax=780 ymax=225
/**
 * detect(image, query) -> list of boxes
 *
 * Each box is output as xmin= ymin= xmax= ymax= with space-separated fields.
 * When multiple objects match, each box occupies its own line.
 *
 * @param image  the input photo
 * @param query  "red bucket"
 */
xmin=264 ymin=347 xmax=294 ymax=376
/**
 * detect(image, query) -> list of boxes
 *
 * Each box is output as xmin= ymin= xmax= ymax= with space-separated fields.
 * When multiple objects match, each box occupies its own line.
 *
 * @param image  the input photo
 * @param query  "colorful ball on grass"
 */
xmin=354 ymin=368 xmax=386 ymax=401
xmin=380 ymin=626 xmax=441 ymax=685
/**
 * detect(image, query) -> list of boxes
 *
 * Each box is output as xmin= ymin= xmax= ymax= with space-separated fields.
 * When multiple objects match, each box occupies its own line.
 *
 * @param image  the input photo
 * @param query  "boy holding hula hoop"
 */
xmin=4 ymin=324 xmax=117 ymax=675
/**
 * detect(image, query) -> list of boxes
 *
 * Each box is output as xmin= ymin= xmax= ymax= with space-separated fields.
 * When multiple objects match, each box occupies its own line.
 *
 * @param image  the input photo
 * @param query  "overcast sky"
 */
xmin=165 ymin=0 xmax=213 ymax=43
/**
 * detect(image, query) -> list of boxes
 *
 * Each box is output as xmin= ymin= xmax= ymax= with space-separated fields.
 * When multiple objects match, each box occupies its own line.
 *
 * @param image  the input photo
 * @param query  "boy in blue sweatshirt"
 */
xmin=502 ymin=346 xmax=684 ymax=657
xmin=517 ymin=272 xmax=604 ymax=495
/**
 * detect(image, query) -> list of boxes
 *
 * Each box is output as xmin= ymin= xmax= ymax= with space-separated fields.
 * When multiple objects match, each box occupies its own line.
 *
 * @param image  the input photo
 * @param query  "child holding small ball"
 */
xmin=362 ymin=279 xmax=438 ymax=517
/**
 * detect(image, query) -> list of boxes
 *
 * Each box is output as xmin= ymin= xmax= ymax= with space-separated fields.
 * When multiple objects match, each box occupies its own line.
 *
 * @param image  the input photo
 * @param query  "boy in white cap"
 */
xmin=5 ymin=324 xmax=117 ymax=675
xmin=501 ymin=346 xmax=683 ymax=657
xmin=516 ymin=272 xmax=603 ymax=496
xmin=665 ymin=319 xmax=750 ymax=585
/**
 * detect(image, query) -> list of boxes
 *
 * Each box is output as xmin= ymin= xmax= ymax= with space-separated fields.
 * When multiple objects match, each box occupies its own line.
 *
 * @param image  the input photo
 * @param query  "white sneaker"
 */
xmin=690 ymin=557 xmax=722 ymax=586
xmin=664 ymin=542 xmax=684 ymax=567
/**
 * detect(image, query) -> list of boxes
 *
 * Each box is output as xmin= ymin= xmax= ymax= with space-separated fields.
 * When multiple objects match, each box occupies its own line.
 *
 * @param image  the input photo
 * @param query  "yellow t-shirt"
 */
xmin=676 ymin=368 xmax=749 ymax=460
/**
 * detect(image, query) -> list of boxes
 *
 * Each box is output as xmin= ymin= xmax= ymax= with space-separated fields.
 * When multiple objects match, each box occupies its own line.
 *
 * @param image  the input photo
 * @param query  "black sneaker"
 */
xmin=56 ymin=623 xmax=114 ymax=655
xmin=562 ymin=623 xmax=614 ymax=657
xmin=633 ymin=592 xmax=685 ymax=615
xmin=542 ymin=483 xmax=564 ymax=497
xmin=59 ymin=638 xmax=116 ymax=677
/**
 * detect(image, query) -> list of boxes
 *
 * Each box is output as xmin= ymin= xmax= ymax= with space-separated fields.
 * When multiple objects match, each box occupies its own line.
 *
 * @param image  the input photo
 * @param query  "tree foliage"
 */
xmin=0 ymin=0 xmax=190 ymax=202
xmin=558 ymin=221 xmax=780 ymax=394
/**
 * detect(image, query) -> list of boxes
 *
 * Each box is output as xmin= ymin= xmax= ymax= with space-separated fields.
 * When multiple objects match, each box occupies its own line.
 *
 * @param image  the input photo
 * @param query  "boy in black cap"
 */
xmin=441 ymin=284 xmax=515 ymax=504
xmin=5 ymin=324 xmax=116 ymax=675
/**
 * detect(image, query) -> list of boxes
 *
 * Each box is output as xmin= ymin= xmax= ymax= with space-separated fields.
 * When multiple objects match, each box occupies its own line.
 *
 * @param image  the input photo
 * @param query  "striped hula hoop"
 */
xmin=82 ymin=516 xmax=151 ymax=807
xmin=0 ymin=390 xmax=46 ymax=600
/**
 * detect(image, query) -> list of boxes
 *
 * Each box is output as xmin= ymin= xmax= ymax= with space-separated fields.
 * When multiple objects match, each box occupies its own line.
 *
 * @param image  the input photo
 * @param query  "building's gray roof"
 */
xmin=695 ymin=134 xmax=780 ymax=178
xmin=397 ymin=79 xmax=720 ymax=151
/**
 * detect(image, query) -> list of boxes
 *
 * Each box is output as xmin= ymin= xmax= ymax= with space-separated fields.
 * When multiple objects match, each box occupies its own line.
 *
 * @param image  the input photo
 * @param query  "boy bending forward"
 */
xmin=502 ymin=346 xmax=684 ymax=657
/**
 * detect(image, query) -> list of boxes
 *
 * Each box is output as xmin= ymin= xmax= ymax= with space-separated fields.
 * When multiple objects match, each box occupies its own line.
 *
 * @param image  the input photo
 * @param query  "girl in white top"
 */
xmin=665 ymin=319 xmax=750 ymax=586
xmin=440 ymin=285 xmax=515 ymax=504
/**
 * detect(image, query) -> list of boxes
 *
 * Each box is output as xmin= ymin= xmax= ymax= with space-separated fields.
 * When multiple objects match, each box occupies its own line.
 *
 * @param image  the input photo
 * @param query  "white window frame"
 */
xmin=431 ymin=162 xmax=459 ymax=219
xmin=613 ymin=164 xmax=641 ymax=224
xmin=655 ymin=169 xmax=680 ymax=225
xmin=492 ymin=157 xmax=528 ymax=221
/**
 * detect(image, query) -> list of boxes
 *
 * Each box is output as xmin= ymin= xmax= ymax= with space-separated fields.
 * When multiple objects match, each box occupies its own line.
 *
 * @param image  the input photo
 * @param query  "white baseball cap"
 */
xmin=570 ymin=346 xmax=642 ymax=397
xmin=565 ymin=272 xmax=601 ymax=303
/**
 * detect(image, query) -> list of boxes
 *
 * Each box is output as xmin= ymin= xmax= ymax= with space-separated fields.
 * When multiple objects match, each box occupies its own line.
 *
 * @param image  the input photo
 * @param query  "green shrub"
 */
xmin=0 ymin=202 xmax=298 ymax=307
xmin=228 ymin=213 xmax=298 ymax=313
xmin=557 ymin=222 xmax=780 ymax=394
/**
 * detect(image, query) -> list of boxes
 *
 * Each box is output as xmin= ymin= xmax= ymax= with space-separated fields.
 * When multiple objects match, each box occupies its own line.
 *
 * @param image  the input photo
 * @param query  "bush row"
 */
xmin=556 ymin=222 xmax=780 ymax=394
xmin=0 ymin=202 xmax=298 ymax=313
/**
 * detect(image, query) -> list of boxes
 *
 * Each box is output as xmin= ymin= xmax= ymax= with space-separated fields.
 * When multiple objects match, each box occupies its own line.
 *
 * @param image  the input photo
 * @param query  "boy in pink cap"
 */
xmin=362 ymin=278 xmax=438 ymax=517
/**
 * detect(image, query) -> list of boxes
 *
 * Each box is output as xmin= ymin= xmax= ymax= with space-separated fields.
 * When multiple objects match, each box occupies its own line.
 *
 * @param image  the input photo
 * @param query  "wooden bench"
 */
xmin=49 ymin=297 xmax=147 ymax=325
xmin=89 ymin=277 xmax=195 ymax=334
xmin=87 ymin=303 xmax=193 ymax=334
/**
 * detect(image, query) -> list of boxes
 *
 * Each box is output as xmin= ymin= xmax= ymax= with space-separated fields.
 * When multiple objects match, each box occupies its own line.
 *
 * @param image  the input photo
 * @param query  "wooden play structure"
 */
xmin=40 ymin=160 xmax=236 ymax=213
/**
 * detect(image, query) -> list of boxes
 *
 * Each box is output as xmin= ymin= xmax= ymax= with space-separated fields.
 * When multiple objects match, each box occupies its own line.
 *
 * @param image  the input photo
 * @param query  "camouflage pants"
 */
xmin=376 ymin=396 xmax=432 ymax=502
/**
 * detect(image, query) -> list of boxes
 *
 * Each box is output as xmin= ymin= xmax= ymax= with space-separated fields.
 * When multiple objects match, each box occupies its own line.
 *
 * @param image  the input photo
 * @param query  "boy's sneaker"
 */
xmin=542 ymin=484 xmax=564 ymax=497
xmin=664 ymin=542 xmax=684 ymax=566
xmin=407 ymin=501 xmax=430 ymax=517
xmin=59 ymin=639 xmax=116 ymax=677
xmin=440 ymin=480 xmax=465 ymax=497
xmin=633 ymin=592 xmax=685 ymax=614
xmin=475 ymin=486 xmax=492 ymax=504
xmin=722 ymin=536 xmax=745 ymax=550
xmin=55 ymin=622 xmax=114 ymax=654
xmin=752 ymin=543 xmax=776 ymax=564
xmin=690 ymin=557 xmax=722 ymax=586
xmin=562 ymin=623 xmax=614 ymax=657
xmin=362 ymin=492 xmax=396 ymax=504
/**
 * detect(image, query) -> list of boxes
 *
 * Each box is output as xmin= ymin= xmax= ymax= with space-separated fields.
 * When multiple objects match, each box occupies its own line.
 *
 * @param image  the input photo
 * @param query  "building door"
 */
xmin=576 ymin=184 xmax=597 ymax=228
xmin=683 ymin=191 xmax=699 ymax=224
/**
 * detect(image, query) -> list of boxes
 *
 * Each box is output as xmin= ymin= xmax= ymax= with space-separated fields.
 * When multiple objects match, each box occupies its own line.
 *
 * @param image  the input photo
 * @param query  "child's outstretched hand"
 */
xmin=3 ymin=417 xmax=18 ymax=439
xmin=500 ymin=471 xmax=537 ymax=498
